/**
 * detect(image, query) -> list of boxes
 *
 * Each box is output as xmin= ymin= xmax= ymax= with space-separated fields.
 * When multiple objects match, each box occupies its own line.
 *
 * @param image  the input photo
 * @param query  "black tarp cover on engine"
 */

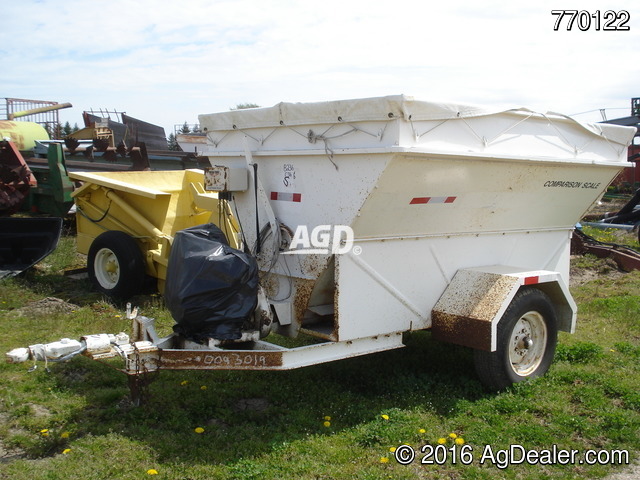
xmin=165 ymin=223 xmax=258 ymax=341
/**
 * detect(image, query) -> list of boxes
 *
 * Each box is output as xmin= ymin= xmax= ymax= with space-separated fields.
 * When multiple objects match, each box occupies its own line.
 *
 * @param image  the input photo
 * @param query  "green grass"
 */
xmin=0 ymin=236 xmax=639 ymax=479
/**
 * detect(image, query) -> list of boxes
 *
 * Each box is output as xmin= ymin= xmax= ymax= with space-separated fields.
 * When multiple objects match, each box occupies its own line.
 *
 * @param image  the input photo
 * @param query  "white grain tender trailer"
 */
xmin=7 ymin=95 xmax=637 ymax=395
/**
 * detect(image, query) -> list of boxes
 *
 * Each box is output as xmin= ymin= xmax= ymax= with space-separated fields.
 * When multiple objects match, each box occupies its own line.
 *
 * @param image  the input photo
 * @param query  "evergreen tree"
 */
xmin=63 ymin=121 xmax=73 ymax=137
xmin=180 ymin=122 xmax=191 ymax=134
xmin=167 ymin=133 xmax=179 ymax=151
xmin=51 ymin=122 xmax=63 ymax=140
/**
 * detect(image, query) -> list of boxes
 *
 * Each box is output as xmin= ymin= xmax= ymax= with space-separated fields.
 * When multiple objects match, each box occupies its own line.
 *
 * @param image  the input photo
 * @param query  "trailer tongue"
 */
xmin=5 ymin=95 xmax=637 ymax=399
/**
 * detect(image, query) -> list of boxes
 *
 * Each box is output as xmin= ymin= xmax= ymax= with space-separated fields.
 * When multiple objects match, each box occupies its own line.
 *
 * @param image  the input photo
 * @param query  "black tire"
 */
xmin=474 ymin=287 xmax=558 ymax=390
xmin=87 ymin=231 xmax=145 ymax=300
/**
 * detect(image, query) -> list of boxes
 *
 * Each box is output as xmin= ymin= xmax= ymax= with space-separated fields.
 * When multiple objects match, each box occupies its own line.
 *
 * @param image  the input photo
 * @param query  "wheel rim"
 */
xmin=508 ymin=310 xmax=547 ymax=377
xmin=94 ymin=247 xmax=120 ymax=290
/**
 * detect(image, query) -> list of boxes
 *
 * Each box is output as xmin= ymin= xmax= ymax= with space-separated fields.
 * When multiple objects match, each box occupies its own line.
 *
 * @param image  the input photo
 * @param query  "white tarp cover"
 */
xmin=199 ymin=94 xmax=636 ymax=147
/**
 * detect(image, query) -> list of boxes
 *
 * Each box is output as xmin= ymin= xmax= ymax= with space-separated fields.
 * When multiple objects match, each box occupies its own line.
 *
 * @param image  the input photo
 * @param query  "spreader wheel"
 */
xmin=88 ymin=231 xmax=145 ymax=299
xmin=474 ymin=288 xmax=558 ymax=390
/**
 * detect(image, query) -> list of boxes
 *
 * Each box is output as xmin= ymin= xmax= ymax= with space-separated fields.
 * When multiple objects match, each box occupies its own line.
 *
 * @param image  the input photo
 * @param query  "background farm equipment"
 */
xmin=0 ymin=217 xmax=62 ymax=279
xmin=70 ymin=169 xmax=241 ymax=298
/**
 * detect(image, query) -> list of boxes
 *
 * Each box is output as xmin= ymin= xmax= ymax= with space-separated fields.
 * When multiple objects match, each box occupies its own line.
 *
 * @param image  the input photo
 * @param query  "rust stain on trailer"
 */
xmin=432 ymin=271 xmax=518 ymax=351
xmin=300 ymin=253 xmax=331 ymax=279
xmin=431 ymin=311 xmax=492 ymax=351
xmin=293 ymin=278 xmax=316 ymax=323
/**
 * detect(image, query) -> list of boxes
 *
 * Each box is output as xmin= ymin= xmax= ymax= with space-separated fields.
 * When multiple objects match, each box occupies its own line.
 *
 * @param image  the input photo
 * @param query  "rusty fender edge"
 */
xmin=431 ymin=266 xmax=576 ymax=352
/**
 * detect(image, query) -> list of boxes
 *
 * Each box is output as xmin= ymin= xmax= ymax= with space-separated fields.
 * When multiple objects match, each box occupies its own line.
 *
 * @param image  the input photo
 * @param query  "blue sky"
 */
xmin=2 ymin=0 xmax=638 ymax=136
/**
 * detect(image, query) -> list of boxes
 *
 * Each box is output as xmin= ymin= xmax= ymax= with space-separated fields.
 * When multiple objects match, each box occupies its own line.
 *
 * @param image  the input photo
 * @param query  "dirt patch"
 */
xmin=27 ymin=403 xmax=51 ymax=418
xmin=0 ymin=413 xmax=26 ymax=464
xmin=569 ymin=255 xmax=626 ymax=287
xmin=234 ymin=398 xmax=270 ymax=412
xmin=0 ymin=441 xmax=25 ymax=464
xmin=11 ymin=297 xmax=80 ymax=317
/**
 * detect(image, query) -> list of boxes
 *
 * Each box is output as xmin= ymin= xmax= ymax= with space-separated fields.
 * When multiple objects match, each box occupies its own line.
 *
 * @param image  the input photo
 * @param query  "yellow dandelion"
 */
xmin=381 ymin=414 xmax=389 ymax=420
xmin=200 ymin=385 xmax=207 ymax=391
xmin=455 ymin=437 xmax=465 ymax=445
xmin=389 ymin=447 xmax=396 ymax=453
xmin=323 ymin=421 xmax=331 ymax=428
xmin=324 ymin=416 xmax=331 ymax=421
xmin=437 ymin=437 xmax=447 ymax=444
xmin=147 ymin=469 xmax=159 ymax=475
xmin=60 ymin=431 xmax=70 ymax=439
xmin=62 ymin=448 xmax=71 ymax=454
xmin=40 ymin=429 xmax=49 ymax=436
xmin=418 ymin=428 xmax=426 ymax=434
xmin=115 ymin=314 xmax=122 ymax=318
xmin=180 ymin=380 xmax=189 ymax=386
xmin=194 ymin=427 xmax=205 ymax=434
xmin=380 ymin=457 xmax=390 ymax=464
xmin=448 ymin=432 xmax=458 ymax=439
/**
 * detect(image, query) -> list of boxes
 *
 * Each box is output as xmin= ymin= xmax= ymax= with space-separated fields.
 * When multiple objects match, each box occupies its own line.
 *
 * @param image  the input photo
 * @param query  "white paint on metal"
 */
xmin=347 ymin=252 xmax=428 ymax=322
xmin=509 ymin=310 xmax=548 ymax=376
xmin=332 ymin=230 xmax=572 ymax=341
xmin=273 ymin=332 xmax=404 ymax=369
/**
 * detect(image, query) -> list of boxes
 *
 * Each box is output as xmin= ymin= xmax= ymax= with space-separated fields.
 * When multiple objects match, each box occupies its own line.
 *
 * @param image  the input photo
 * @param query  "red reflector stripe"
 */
xmin=270 ymin=192 xmax=302 ymax=202
xmin=524 ymin=276 xmax=539 ymax=285
xmin=410 ymin=196 xmax=457 ymax=205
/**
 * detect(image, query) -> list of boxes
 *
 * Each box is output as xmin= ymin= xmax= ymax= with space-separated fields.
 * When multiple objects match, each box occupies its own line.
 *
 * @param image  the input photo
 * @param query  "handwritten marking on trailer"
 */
xmin=202 ymin=353 xmax=268 ymax=368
